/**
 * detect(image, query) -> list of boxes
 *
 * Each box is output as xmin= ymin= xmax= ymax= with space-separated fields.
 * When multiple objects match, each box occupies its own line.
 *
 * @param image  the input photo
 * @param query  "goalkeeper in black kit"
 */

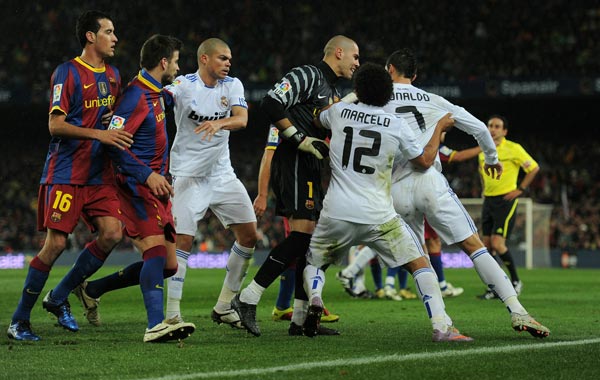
xmin=232 ymin=35 xmax=360 ymax=337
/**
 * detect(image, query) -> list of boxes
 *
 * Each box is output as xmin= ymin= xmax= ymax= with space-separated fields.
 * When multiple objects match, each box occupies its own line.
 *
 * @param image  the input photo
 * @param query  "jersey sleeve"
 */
xmin=49 ymin=63 xmax=73 ymax=115
xmin=318 ymin=106 xmax=334 ymax=130
xmin=431 ymin=94 xmax=498 ymax=165
xmin=265 ymin=65 xmax=320 ymax=110
xmin=229 ymin=78 xmax=248 ymax=109
xmin=163 ymin=75 xmax=185 ymax=109
xmin=107 ymin=87 xmax=153 ymax=183
xmin=515 ymin=143 xmax=539 ymax=173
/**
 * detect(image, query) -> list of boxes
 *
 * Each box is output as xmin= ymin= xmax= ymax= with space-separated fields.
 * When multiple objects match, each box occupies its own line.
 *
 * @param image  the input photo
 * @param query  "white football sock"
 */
xmin=239 ymin=280 xmax=265 ymax=305
xmin=291 ymin=299 xmax=308 ymax=326
xmin=385 ymin=275 xmax=396 ymax=289
xmin=303 ymin=264 xmax=325 ymax=300
xmin=166 ymin=249 xmax=189 ymax=319
xmin=413 ymin=267 xmax=448 ymax=332
xmin=342 ymin=246 xmax=376 ymax=278
xmin=470 ymin=248 xmax=527 ymax=315
xmin=215 ymin=241 xmax=254 ymax=311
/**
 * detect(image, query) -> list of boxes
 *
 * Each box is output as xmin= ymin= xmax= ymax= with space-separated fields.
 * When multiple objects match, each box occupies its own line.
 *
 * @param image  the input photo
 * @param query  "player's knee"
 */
xmin=238 ymin=234 xmax=258 ymax=249
xmin=460 ymin=234 xmax=485 ymax=254
xmin=44 ymin=238 xmax=68 ymax=257
xmin=235 ymin=224 xmax=258 ymax=248
xmin=38 ymin=234 xmax=68 ymax=263
xmin=97 ymin=227 xmax=123 ymax=249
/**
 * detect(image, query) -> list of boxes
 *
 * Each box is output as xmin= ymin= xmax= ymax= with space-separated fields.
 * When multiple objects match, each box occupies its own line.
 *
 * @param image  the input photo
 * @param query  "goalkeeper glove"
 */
xmin=281 ymin=126 xmax=329 ymax=159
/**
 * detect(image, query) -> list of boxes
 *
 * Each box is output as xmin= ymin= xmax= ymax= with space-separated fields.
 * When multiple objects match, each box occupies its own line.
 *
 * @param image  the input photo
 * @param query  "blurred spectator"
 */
xmin=3 ymin=0 xmax=600 ymax=104
xmin=2 ymin=0 xmax=600 ymax=254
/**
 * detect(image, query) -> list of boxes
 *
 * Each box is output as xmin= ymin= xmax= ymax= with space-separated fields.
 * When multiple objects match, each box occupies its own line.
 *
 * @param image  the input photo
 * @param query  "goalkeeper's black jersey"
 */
xmin=264 ymin=60 xmax=340 ymax=141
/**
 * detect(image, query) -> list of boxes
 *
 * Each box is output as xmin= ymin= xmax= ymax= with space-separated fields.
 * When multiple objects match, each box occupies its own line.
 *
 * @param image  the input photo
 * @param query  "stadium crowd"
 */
xmin=2 ymin=1 xmax=600 ymax=255
xmin=3 ymin=0 xmax=600 ymax=103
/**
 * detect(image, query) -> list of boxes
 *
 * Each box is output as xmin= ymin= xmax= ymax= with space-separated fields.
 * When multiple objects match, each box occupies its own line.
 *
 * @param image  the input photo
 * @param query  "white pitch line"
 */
xmin=137 ymin=338 xmax=600 ymax=380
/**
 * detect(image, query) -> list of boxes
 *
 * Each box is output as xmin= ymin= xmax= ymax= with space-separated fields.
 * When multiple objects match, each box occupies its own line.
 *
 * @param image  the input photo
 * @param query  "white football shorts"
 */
xmin=171 ymin=175 xmax=256 ymax=236
xmin=391 ymin=167 xmax=477 ymax=245
xmin=307 ymin=215 xmax=425 ymax=269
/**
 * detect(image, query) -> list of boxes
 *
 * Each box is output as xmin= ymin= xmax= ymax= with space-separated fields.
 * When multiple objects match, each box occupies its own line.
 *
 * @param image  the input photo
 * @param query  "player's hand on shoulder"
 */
xmin=145 ymin=172 xmax=174 ymax=198
xmin=98 ymin=129 xmax=133 ymax=150
xmin=438 ymin=113 xmax=455 ymax=132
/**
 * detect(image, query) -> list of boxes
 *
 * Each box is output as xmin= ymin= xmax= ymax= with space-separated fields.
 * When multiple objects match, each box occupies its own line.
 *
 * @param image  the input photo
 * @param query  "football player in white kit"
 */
xmin=163 ymin=38 xmax=257 ymax=327
xmin=382 ymin=48 xmax=549 ymax=338
xmin=302 ymin=62 xmax=472 ymax=342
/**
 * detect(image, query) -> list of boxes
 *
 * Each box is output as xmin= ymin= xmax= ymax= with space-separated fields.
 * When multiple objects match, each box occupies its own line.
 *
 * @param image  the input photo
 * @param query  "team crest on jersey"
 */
xmin=108 ymin=115 xmax=126 ymax=130
xmin=220 ymin=96 xmax=229 ymax=108
xmin=53 ymin=84 xmax=63 ymax=103
xmin=51 ymin=212 xmax=62 ymax=223
xmin=171 ymin=79 xmax=182 ymax=86
xmin=98 ymin=82 xmax=108 ymax=96
xmin=305 ymin=200 xmax=315 ymax=210
xmin=108 ymin=76 xmax=117 ymax=85
xmin=273 ymin=80 xmax=291 ymax=96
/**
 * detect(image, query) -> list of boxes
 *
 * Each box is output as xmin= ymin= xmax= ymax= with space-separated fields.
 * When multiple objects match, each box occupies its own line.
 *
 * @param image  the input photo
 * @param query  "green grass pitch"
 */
xmin=2 ymin=266 xmax=599 ymax=380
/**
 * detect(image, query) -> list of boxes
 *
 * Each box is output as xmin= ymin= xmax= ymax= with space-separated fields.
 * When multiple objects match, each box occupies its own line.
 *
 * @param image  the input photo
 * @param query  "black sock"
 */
xmin=86 ymin=261 xmax=144 ymax=298
xmin=254 ymin=231 xmax=311 ymax=289
xmin=500 ymin=249 xmax=520 ymax=283
xmin=85 ymin=261 xmax=178 ymax=299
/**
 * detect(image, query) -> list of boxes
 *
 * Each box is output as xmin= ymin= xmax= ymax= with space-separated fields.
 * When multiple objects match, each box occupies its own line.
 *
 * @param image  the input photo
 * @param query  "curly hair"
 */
xmin=353 ymin=62 xmax=393 ymax=107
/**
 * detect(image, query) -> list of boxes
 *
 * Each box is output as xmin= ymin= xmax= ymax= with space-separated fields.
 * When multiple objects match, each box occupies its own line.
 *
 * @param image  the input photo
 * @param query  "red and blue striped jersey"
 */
xmin=41 ymin=57 xmax=120 ymax=185
xmin=107 ymin=70 xmax=168 ymax=184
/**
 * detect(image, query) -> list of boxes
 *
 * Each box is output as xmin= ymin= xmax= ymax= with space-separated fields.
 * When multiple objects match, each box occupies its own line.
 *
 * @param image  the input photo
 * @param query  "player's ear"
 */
xmin=86 ymin=31 xmax=96 ymax=44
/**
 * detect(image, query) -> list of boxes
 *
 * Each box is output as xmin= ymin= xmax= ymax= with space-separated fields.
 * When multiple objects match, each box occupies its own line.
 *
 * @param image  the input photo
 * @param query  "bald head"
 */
xmin=323 ymin=35 xmax=356 ymax=58
xmin=197 ymin=38 xmax=229 ymax=60
xmin=322 ymin=35 xmax=360 ymax=80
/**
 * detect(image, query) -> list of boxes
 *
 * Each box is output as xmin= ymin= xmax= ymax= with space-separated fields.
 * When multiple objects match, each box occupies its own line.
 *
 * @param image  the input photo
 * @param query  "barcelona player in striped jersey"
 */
xmin=103 ymin=35 xmax=194 ymax=343
xmin=7 ymin=10 xmax=133 ymax=341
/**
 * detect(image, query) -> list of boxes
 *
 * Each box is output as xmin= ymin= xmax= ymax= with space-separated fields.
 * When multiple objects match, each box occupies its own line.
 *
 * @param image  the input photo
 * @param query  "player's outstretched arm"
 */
xmin=49 ymin=112 xmax=133 ymax=150
xmin=195 ymin=105 xmax=248 ymax=141
xmin=416 ymin=113 xmax=455 ymax=168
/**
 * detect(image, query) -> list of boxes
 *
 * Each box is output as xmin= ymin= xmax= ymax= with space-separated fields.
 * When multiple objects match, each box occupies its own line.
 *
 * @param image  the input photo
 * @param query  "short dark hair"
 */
xmin=353 ymin=62 xmax=393 ymax=107
xmin=139 ymin=34 xmax=183 ymax=70
xmin=76 ymin=10 xmax=112 ymax=48
xmin=487 ymin=114 xmax=509 ymax=129
xmin=386 ymin=48 xmax=417 ymax=79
